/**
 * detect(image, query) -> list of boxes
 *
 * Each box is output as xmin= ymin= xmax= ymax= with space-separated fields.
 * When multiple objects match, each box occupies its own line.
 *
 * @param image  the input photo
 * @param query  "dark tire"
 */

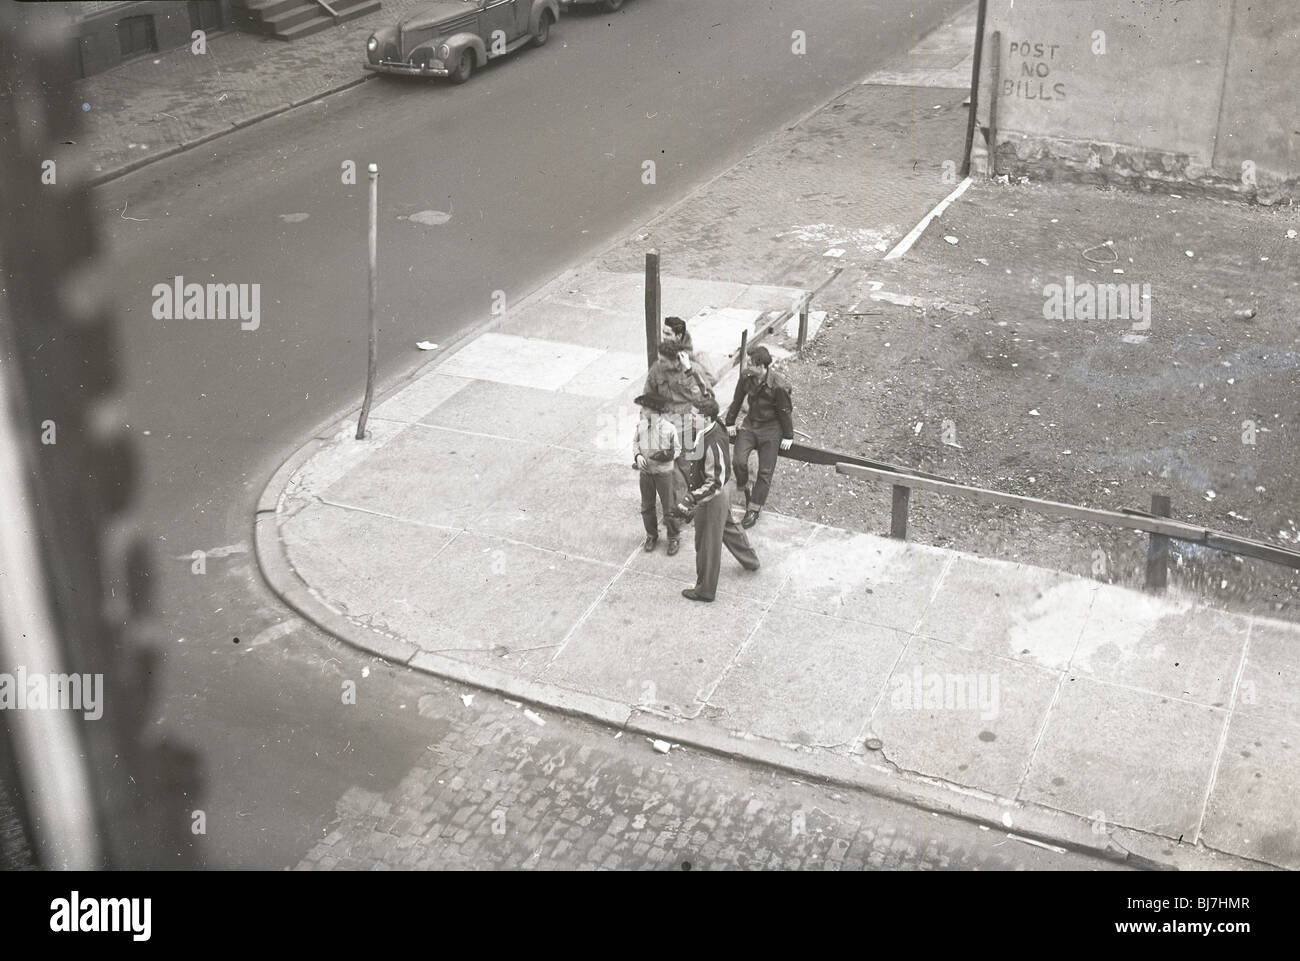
xmin=603 ymin=0 xmax=624 ymax=10
xmin=450 ymin=49 xmax=474 ymax=84
xmin=534 ymin=11 xmax=553 ymax=46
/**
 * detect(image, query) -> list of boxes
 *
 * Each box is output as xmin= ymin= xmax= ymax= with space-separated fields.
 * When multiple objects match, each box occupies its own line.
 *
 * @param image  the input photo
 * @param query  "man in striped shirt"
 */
xmin=675 ymin=397 xmax=760 ymax=602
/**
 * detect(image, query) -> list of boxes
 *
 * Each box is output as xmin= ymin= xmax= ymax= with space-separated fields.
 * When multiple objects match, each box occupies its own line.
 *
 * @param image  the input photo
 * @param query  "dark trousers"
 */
xmin=640 ymin=471 xmax=680 ymax=538
xmin=733 ymin=422 xmax=782 ymax=507
xmin=692 ymin=491 xmax=760 ymax=600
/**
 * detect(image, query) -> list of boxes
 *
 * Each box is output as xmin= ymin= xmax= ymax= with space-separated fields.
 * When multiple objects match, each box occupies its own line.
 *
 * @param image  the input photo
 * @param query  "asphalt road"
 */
xmin=77 ymin=0 xmax=1018 ymax=868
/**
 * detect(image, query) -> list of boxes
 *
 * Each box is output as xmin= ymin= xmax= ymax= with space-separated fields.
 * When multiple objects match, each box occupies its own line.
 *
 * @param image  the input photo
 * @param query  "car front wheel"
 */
xmin=534 ymin=11 xmax=553 ymax=46
xmin=450 ymin=50 xmax=473 ymax=83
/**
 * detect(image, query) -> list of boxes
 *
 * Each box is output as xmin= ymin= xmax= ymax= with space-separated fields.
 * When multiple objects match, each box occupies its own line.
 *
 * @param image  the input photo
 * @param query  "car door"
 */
xmin=512 ymin=0 xmax=533 ymax=37
xmin=481 ymin=0 xmax=519 ymax=52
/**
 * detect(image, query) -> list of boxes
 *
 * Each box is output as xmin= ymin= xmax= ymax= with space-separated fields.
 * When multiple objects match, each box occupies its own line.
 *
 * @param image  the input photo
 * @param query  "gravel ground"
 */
xmin=768 ymin=179 xmax=1300 ymax=622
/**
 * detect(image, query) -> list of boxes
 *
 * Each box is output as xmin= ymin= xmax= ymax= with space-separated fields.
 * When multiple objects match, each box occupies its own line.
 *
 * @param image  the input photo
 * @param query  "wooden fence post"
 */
xmin=890 ymin=484 xmax=911 ymax=540
xmin=1145 ymin=493 xmax=1171 ymax=593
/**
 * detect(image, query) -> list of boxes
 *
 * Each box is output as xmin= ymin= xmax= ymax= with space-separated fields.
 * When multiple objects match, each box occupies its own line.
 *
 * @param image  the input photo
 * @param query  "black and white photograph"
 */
xmin=0 ymin=0 xmax=1293 ymax=915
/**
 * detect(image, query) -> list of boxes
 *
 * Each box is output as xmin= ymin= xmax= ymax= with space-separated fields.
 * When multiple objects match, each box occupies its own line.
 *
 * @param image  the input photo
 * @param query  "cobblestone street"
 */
xmin=295 ymin=680 xmax=1127 ymax=871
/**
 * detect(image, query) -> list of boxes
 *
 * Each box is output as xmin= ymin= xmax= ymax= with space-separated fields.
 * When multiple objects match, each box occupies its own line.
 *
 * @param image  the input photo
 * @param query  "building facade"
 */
xmin=54 ymin=1 xmax=230 ymax=79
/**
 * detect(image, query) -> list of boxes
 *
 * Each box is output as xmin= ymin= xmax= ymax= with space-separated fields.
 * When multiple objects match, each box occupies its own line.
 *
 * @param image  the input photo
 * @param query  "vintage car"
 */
xmin=365 ymin=0 xmax=560 ymax=83
xmin=559 ymin=0 xmax=627 ymax=10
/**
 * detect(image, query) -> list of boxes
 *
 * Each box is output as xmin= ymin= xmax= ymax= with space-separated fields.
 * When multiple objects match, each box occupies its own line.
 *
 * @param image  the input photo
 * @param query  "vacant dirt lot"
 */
xmin=769 ymin=180 xmax=1300 ymax=622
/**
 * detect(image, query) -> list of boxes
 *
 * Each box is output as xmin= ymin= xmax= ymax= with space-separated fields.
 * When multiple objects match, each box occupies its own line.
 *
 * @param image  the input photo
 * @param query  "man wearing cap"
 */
xmin=725 ymin=345 xmax=794 ymax=529
xmin=632 ymin=391 xmax=683 ymax=555
xmin=675 ymin=397 xmax=760 ymax=602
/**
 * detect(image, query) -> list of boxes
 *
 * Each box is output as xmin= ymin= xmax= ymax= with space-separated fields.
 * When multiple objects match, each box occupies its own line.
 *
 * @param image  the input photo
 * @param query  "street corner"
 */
xmin=868 ymin=636 xmax=1058 ymax=798
xmin=776 ymin=526 xmax=950 ymax=632
xmin=280 ymin=417 xmax=413 ymax=514
xmin=1199 ymin=711 xmax=1300 ymax=870
xmin=915 ymin=553 xmax=1098 ymax=670
xmin=539 ymin=568 xmax=768 ymax=717
xmin=1021 ymin=676 xmax=1225 ymax=841
xmin=280 ymin=498 xmax=458 ymax=620
xmin=706 ymin=605 xmax=907 ymax=750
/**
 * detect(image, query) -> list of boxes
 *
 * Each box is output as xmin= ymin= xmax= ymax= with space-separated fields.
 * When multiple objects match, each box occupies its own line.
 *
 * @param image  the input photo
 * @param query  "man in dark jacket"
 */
xmin=676 ymin=397 xmax=760 ymax=602
xmin=725 ymin=345 xmax=794 ymax=528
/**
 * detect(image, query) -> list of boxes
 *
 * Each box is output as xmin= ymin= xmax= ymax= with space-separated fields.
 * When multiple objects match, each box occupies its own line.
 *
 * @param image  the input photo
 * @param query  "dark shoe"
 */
xmin=681 ymin=588 xmax=713 ymax=602
xmin=666 ymin=537 xmax=680 ymax=556
xmin=643 ymin=534 xmax=658 ymax=552
xmin=741 ymin=508 xmax=761 ymax=529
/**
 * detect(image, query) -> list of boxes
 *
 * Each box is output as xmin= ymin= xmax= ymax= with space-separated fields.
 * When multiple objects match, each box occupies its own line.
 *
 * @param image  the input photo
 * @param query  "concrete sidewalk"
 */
xmin=253 ymin=5 xmax=1299 ymax=870
xmin=257 ymin=256 xmax=1298 ymax=871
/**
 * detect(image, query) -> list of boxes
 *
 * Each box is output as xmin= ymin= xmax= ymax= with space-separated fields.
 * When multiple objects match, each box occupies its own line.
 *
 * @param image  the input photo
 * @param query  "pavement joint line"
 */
xmin=1016 ymin=586 xmax=1103 ymax=800
xmin=689 ymin=565 xmax=796 ymax=721
xmin=1195 ymin=617 xmax=1255 ymax=845
xmin=401 ymin=419 xmax=597 ymax=460
xmin=542 ymin=543 xmax=641 ymax=671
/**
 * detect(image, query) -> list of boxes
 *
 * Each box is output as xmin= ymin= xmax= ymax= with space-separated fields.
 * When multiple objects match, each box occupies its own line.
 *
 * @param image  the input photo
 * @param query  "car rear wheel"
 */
xmin=451 ymin=50 xmax=474 ymax=84
xmin=534 ymin=11 xmax=553 ymax=46
xmin=603 ymin=0 xmax=624 ymax=11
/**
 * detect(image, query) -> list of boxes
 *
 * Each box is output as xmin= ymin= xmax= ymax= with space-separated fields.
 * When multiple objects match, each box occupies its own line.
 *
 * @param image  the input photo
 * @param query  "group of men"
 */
xmin=631 ymin=316 xmax=795 ymax=602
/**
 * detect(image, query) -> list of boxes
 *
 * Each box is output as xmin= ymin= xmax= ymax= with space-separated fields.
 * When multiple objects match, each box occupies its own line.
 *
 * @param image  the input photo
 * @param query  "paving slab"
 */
xmin=282 ymin=419 xmax=412 ymax=512
xmin=869 ymin=637 xmax=1059 ymax=797
xmin=281 ymin=501 xmax=459 ymax=630
xmin=371 ymin=373 xmax=474 ymax=425
xmin=1022 ymin=677 xmax=1226 ymax=839
xmin=626 ymin=510 xmax=817 ymax=606
xmin=1073 ymin=588 xmax=1248 ymax=706
xmin=1235 ymin=618 xmax=1300 ymax=724
xmin=470 ymin=446 xmax=646 ymax=567
xmin=777 ymin=527 xmax=951 ymax=632
xmin=916 ymin=554 xmax=1098 ymax=670
xmin=323 ymin=425 xmax=544 ymax=529
xmin=418 ymin=379 xmax=594 ymax=448
xmin=387 ymin=531 xmax=615 ymax=675
xmin=558 ymin=351 xmax=647 ymax=400
xmin=708 ymin=606 xmax=908 ymax=748
xmin=434 ymin=332 xmax=605 ymax=391
xmin=1200 ymin=712 xmax=1300 ymax=869
xmin=687 ymin=306 xmax=765 ymax=359
xmin=541 ymin=569 xmax=767 ymax=715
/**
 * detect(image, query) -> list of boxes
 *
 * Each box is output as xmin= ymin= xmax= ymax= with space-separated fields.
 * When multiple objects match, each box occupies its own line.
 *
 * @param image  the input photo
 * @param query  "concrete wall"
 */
xmin=977 ymin=0 xmax=1300 ymax=203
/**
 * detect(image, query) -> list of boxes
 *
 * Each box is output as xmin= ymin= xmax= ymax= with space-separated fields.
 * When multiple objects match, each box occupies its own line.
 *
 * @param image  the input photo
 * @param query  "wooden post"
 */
xmin=356 ymin=162 xmax=379 ymax=440
xmin=961 ymin=0 xmax=989 ymax=178
xmin=738 ymin=328 xmax=748 ymax=372
xmin=988 ymin=31 xmax=1001 ymax=178
xmin=797 ymin=291 xmax=810 ymax=351
xmin=645 ymin=249 xmax=661 ymax=370
xmin=890 ymin=484 xmax=911 ymax=540
xmin=1145 ymin=494 xmax=1171 ymax=593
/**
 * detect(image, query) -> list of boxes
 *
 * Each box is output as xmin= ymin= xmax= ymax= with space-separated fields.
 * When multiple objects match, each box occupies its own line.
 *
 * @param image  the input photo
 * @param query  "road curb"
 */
xmin=89 ymin=74 xmax=375 ymax=188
